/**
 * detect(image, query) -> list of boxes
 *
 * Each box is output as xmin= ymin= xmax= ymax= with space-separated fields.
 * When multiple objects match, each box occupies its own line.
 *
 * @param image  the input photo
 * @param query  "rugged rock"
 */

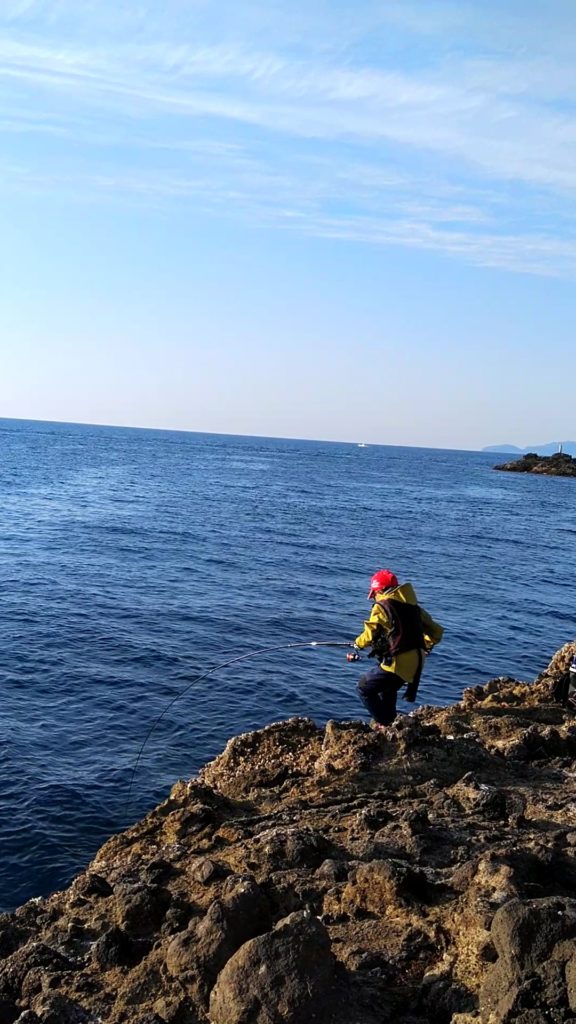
xmin=1 ymin=642 xmax=576 ymax=1023
xmin=209 ymin=910 xmax=337 ymax=1024
xmin=494 ymin=452 xmax=576 ymax=476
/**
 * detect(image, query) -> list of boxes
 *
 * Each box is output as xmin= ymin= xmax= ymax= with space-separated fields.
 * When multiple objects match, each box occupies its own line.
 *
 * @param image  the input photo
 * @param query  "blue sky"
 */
xmin=2 ymin=0 xmax=576 ymax=449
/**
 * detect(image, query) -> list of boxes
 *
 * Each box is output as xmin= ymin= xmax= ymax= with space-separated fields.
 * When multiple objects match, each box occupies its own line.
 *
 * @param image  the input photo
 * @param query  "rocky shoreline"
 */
xmin=2 ymin=643 xmax=576 ymax=1024
xmin=494 ymin=452 xmax=576 ymax=477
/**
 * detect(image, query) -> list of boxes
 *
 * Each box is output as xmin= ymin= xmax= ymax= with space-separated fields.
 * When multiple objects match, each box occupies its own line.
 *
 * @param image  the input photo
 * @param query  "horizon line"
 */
xmin=0 ymin=414 xmax=485 ymax=453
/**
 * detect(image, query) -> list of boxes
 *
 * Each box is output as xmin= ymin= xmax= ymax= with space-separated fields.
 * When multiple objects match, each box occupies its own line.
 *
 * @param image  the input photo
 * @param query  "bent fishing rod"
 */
xmin=124 ymin=639 xmax=355 ymax=819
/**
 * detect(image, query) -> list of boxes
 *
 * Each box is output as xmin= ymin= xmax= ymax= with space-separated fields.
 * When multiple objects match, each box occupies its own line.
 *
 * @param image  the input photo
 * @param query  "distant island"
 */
xmin=484 ymin=440 xmax=576 ymax=456
xmin=494 ymin=451 xmax=576 ymax=477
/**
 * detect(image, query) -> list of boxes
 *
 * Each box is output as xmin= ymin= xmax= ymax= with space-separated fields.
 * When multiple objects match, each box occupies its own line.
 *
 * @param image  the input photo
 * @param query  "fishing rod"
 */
xmin=124 ymin=639 xmax=355 ymax=820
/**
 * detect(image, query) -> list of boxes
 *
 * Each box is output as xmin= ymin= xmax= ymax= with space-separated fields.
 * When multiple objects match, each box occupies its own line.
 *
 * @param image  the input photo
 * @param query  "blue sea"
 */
xmin=1 ymin=418 xmax=574 ymax=911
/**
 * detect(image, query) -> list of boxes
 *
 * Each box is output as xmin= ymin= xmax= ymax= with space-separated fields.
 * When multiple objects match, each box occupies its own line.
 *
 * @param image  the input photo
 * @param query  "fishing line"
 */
xmin=124 ymin=639 xmax=353 ymax=820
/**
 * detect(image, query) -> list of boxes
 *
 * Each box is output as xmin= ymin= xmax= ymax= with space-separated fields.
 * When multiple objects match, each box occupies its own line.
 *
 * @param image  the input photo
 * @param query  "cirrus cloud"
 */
xmin=1 ymin=0 xmax=576 ymax=277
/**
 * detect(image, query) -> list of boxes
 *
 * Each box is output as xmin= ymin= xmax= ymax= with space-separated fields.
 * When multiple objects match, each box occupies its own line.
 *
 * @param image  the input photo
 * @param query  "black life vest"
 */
xmin=375 ymin=597 xmax=426 ymax=657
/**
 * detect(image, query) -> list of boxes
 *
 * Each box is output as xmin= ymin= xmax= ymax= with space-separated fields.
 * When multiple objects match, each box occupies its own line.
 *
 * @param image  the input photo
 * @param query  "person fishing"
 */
xmin=347 ymin=569 xmax=443 ymax=729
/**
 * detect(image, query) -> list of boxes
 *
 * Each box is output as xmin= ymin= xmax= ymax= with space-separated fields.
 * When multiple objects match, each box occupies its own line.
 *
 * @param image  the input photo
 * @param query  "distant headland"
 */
xmin=494 ymin=450 xmax=576 ymax=477
xmin=484 ymin=441 xmax=576 ymax=457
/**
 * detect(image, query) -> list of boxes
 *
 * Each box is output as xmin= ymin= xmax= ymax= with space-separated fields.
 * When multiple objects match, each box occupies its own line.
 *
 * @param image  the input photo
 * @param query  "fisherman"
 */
xmin=348 ymin=569 xmax=443 ymax=729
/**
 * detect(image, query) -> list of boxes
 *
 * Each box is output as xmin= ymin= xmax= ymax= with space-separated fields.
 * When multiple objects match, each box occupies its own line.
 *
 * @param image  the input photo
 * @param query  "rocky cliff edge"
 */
xmin=2 ymin=643 xmax=576 ymax=1024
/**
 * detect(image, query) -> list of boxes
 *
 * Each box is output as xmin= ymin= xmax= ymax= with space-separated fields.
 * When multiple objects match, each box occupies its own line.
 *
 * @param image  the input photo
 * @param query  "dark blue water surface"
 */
xmin=1 ymin=418 xmax=574 ymax=910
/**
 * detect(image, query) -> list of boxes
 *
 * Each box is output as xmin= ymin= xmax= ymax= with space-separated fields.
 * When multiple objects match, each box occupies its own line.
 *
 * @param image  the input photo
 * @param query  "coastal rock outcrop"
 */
xmin=1 ymin=641 xmax=576 ymax=1023
xmin=494 ymin=452 xmax=576 ymax=477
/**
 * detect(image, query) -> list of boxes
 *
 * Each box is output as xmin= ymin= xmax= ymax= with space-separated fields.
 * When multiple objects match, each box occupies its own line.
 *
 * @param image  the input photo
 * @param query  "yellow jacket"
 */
xmin=354 ymin=582 xmax=443 ymax=684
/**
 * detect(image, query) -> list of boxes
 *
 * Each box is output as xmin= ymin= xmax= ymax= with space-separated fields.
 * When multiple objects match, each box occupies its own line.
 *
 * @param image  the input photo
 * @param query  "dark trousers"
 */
xmin=357 ymin=667 xmax=405 ymax=725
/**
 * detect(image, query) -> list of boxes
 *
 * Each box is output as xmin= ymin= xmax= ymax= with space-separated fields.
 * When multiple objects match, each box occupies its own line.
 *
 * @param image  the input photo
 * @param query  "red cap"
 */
xmin=368 ymin=569 xmax=398 ymax=598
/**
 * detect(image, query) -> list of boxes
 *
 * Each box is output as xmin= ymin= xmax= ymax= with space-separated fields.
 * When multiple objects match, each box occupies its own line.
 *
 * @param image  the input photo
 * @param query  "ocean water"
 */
xmin=1 ymin=418 xmax=574 ymax=911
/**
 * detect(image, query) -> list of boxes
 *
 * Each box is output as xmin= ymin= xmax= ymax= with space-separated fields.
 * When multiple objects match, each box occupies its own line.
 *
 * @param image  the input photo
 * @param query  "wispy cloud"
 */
xmin=3 ymin=0 xmax=40 ymax=19
xmin=2 ymin=33 xmax=576 ymax=191
xmin=2 ymin=1 xmax=576 ymax=276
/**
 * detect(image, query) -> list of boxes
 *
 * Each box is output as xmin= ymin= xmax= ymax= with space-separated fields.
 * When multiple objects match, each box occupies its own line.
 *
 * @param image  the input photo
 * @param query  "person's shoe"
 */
xmin=370 ymin=720 xmax=387 ymax=732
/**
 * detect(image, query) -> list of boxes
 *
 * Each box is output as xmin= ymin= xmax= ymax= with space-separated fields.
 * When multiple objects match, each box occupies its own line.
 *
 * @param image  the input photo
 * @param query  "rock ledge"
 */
xmin=1 ymin=642 xmax=576 ymax=1024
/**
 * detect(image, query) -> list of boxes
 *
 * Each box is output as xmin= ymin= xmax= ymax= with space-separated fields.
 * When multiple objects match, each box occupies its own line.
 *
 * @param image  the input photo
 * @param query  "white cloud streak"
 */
xmin=2 ymin=35 xmax=576 ymax=190
xmin=1 ymin=1 xmax=576 ymax=277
